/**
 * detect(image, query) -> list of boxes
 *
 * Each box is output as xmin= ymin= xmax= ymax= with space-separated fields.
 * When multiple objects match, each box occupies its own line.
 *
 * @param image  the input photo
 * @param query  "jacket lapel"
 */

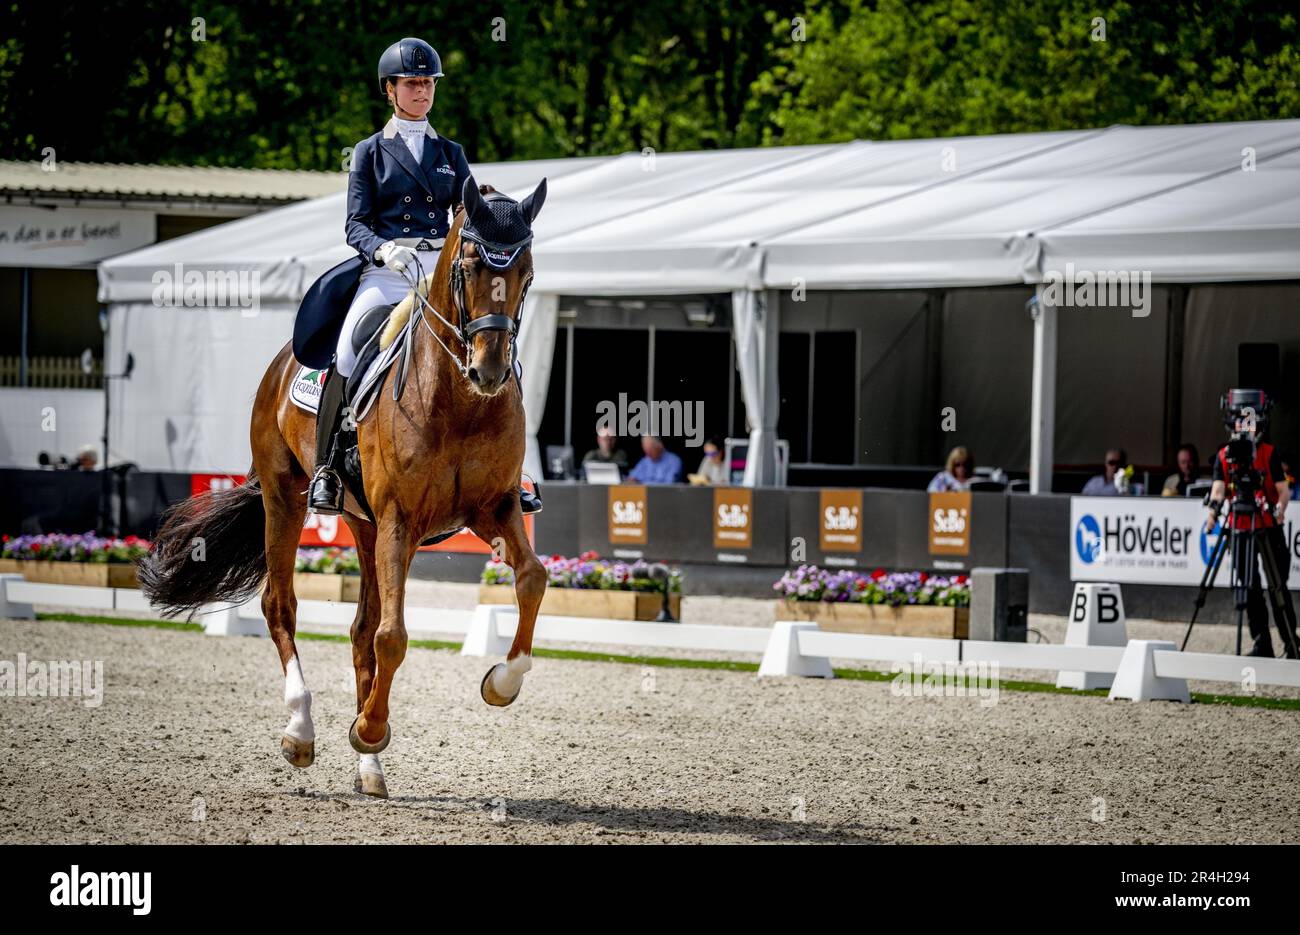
xmin=380 ymin=117 xmax=441 ymax=198
xmin=418 ymin=134 xmax=439 ymax=187
xmin=380 ymin=137 xmax=434 ymax=198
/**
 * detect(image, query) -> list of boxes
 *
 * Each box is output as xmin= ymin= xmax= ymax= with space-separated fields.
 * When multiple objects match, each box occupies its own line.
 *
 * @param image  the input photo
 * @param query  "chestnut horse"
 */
xmin=139 ymin=179 xmax=548 ymax=798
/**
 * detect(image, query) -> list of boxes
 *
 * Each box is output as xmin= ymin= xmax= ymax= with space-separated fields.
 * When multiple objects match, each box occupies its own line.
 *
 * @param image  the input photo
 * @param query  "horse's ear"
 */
xmin=519 ymin=177 xmax=547 ymax=225
xmin=462 ymin=176 xmax=489 ymax=226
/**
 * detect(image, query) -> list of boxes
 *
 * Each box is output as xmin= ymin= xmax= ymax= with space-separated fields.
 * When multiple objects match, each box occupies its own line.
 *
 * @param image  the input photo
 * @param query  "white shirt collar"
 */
xmin=384 ymin=116 xmax=438 ymax=140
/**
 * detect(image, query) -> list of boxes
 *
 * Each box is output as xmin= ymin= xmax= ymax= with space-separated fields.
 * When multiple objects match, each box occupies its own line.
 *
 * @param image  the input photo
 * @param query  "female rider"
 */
xmin=308 ymin=37 xmax=539 ymax=517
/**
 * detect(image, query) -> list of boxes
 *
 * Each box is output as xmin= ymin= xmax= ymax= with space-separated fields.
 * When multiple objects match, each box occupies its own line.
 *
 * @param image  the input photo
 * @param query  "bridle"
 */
xmin=396 ymin=214 xmax=534 ymax=381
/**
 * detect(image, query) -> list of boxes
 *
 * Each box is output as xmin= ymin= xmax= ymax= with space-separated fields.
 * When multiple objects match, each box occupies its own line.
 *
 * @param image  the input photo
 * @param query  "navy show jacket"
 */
xmin=346 ymin=117 xmax=473 ymax=260
xmin=293 ymin=117 xmax=472 ymax=368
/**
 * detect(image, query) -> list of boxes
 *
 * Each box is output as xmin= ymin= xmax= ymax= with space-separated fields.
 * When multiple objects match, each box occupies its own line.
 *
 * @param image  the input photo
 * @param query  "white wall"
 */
xmin=0 ymin=388 xmax=103 ymax=468
xmin=106 ymin=302 xmax=296 ymax=472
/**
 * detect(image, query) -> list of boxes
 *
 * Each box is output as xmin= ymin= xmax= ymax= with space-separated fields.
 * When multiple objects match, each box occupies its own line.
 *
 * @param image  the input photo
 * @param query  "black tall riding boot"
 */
xmin=307 ymin=366 xmax=347 ymax=515
xmin=520 ymin=482 xmax=543 ymax=515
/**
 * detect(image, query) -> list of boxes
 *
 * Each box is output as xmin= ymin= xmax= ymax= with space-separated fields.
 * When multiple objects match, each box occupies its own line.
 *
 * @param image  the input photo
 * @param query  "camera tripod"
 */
xmin=1182 ymin=498 xmax=1300 ymax=658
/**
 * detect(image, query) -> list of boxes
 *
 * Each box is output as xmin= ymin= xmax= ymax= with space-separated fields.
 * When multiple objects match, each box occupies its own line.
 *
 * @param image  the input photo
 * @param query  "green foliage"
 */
xmin=758 ymin=0 xmax=1300 ymax=142
xmin=1 ymin=1 xmax=1296 ymax=167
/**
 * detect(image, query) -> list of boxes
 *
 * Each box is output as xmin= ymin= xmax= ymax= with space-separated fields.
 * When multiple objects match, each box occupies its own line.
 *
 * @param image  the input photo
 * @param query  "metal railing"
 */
xmin=0 ymin=355 xmax=103 ymax=389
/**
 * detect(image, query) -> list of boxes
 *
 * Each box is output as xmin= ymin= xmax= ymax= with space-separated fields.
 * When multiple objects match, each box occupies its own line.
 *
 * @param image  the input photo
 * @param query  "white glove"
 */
xmin=375 ymin=241 xmax=416 ymax=273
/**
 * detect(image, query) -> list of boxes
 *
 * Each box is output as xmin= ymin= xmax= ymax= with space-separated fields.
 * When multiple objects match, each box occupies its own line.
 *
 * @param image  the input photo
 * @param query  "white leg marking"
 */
xmin=358 ymin=753 xmax=384 ymax=777
xmin=283 ymin=655 xmax=314 ymax=742
xmin=490 ymin=653 xmax=532 ymax=698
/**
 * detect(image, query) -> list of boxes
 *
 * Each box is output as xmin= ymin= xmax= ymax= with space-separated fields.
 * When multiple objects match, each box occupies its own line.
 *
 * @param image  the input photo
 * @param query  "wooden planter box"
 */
xmin=775 ymin=600 xmax=969 ymax=639
xmin=293 ymin=572 xmax=362 ymax=602
xmin=19 ymin=561 xmax=140 ymax=589
xmin=479 ymin=584 xmax=682 ymax=621
xmin=0 ymin=559 xmax=25 ymax=574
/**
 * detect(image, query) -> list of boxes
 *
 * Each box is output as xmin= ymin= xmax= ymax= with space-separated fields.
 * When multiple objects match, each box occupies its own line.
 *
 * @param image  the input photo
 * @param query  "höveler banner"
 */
xmin=1070 ymin=497 xmax=1300 ymax=587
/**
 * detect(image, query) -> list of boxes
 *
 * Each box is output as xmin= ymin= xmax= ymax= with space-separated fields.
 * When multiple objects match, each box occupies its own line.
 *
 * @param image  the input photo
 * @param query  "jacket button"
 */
xmin=403 ymin=227 xmax=410 ymax=233
xmin=428 ymin=212 xmax=435 ymax=217
xmin=426 ymin=196 xmax=433 ymax=202
xmin=403 ymin=214 xmax=410 ymax=220
xmin=404 ymin=195 xmax=411 ymax=202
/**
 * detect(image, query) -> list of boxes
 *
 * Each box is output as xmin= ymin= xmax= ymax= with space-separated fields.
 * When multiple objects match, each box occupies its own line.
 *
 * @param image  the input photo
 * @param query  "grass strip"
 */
xmin=32 ymin=613 xmax=1300 ymax=710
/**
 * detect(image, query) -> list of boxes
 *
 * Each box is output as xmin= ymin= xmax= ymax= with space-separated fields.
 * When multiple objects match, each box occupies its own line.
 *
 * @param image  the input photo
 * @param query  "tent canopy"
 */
xmin=95 ymin=120 xmax=1300 ymax=477
xmin=99 ymin=119 xmax=1300 ymax=303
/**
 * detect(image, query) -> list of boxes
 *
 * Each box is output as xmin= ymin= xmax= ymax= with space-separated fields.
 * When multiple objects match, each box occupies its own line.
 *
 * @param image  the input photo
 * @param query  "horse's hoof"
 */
xmin=349 ymin=714 xmax=391 ymax=754
xmin=354 ymin=771 xmax=389 ymax=799
xmin=481 ymin=664 xmax=521 ymax=707
xmin=281 ymin=735 xmax=315 ymax=768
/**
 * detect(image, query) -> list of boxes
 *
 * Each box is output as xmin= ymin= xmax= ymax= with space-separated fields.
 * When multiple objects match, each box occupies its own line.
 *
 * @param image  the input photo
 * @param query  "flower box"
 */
xmin=292 ymin=572 xmax=362 ymax=603
xmin=775 ymin=599 xmax=969 ymax=639
xmin=478 ymin=584 xmax=681 ymax=621
xmin=19 ymin=561 xmax=140 ymax=589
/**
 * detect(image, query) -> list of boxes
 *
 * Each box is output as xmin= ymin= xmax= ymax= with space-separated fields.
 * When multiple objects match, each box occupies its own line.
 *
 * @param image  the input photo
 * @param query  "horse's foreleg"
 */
xmin=472 ymin=499 xmax=545 ymax=706
xmin=344 ymin=516 xmax=387 ymax=797
xmin=349 ymin=517 xmax=412 ymax=756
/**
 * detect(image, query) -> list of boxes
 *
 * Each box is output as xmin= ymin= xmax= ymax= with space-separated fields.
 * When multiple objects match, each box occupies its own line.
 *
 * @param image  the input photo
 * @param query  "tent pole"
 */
xmin=1029 ymin=283 xmax=1057 ymax=494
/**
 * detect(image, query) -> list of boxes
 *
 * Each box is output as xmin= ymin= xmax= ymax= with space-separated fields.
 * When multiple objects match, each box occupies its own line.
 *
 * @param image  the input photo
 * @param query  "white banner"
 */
xmin=0 ymin=206 xmax=155 ymax=267
xmin=1070 ymin=497 xmax=1300 ymax=588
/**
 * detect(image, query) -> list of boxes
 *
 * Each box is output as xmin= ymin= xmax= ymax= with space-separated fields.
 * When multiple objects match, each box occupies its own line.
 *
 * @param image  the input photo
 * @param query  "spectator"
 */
xmin=1082 ymin=447 xmax=1144 ymax=495
xmin=1161 ymin=443 xmax=1201 ymax=497
xmin=582 ymin=426 xmax=629 ymax=471
xmin=928 ymin=446 xmax=974 ymax=493
xmin=76 ymin=444 xmax=99 ymax=472
xmin=627 ymin=435 xmax=683 ymax=484
xmin=691 ymin=437 xmax=728 ymax=486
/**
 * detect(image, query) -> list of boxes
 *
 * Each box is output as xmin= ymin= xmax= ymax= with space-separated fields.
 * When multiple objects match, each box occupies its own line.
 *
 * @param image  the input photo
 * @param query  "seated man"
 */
xmin=1162 ymin=443 xmax=1201 ymax=497
xmin=1081 ymin=447 xmax=1143 ymax=496
xmin=582 ymin=426 xmax=629 ymax=471
xmin=627 ymin=435 xmax=683 ymax=484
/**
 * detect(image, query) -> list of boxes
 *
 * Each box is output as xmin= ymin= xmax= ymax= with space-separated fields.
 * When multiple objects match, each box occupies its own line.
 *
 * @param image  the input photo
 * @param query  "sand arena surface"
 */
xmin=1 ymin=616 xmax=1296 ymax=843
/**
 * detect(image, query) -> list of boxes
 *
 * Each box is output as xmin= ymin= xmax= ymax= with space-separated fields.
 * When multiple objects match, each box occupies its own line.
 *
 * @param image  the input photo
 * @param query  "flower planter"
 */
xmin=775 ymin=600 xmax=969 ymax=639
xmin=19 ymin=561 xmax=140 ymax=589
xmin=479 ymin=584 xmax=681 ymax=621
xmin=292 ymin=572 xmax=362 ymax=602
xmin=0 ymin=559 xmax=25 ymax=574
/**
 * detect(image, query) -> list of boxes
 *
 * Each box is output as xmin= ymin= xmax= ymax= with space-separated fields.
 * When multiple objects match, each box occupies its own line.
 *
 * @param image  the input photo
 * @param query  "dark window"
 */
xmin=778 ymin=332 xmax=810 ymax=462
xmin=811 ymin=331 xmax=856 ymax=464
xmin=652 ymin=329 xmax=732 ymax=467
xmin=570 ymin=328 xmax=647 ymax=469
xmin=537 ymin=323 xmax=569 ymax=465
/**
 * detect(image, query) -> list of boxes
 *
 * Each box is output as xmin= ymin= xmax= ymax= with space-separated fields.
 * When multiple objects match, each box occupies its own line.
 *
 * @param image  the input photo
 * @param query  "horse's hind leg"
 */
xmin=345 ymin=516 xmax=387 ymax=798
xmin=256 ymin=443 xmax=314 ymax=768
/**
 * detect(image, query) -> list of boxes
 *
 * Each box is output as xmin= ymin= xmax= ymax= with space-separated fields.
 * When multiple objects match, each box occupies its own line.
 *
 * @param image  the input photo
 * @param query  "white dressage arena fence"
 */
xmin=3 ymin=575 xmax=1298 ymax=702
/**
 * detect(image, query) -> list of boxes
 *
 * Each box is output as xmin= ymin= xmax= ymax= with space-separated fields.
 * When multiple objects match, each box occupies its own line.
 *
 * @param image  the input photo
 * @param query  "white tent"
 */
xmin=99 ymin=120 xmax=1300 ymax=484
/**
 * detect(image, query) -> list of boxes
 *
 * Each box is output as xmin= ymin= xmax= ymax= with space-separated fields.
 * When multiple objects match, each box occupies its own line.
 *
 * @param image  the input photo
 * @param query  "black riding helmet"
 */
xmin=377 ymin=38 xmax=444 ymax=95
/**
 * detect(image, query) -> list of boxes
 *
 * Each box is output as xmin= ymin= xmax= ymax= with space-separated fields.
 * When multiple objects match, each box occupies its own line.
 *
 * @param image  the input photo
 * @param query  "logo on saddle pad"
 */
xmin=290 ymin=366 xmax=326 ymax=414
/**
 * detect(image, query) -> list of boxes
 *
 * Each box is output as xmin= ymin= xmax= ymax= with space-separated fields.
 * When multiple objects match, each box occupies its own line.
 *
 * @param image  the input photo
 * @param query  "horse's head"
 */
xmin=451 ymin=176 xmax=547 ymax=395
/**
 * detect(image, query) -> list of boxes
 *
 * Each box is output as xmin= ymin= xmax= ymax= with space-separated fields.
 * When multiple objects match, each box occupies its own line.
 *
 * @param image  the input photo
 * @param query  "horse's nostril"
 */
xmin=467 ymin=367 xmax=479 ymax=384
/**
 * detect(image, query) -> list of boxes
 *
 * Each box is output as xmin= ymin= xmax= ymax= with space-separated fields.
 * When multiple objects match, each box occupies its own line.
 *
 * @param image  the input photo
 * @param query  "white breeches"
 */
xmin=334 ymin=257 xmax=435 ymax=379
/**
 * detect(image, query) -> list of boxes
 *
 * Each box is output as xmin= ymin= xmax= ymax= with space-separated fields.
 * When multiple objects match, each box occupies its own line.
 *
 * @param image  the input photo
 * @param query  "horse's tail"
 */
xmin=137 ymin=471 xmax=268 ymax=618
